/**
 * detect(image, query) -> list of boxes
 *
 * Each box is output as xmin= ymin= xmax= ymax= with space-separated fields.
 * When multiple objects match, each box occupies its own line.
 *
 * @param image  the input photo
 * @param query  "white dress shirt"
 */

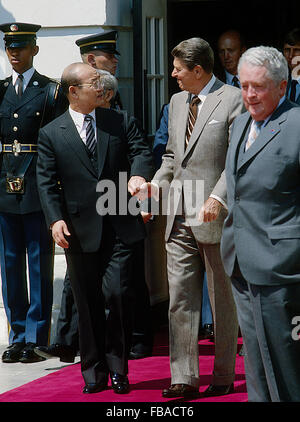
xmin=68 ymin=107 xmax=97 ymax=145
xmin=12 ymin=67 xmax=35 ymax=94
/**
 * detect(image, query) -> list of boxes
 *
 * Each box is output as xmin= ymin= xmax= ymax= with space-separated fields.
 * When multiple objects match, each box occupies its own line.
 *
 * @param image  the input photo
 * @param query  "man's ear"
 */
xmin=194 ymin=64 xmax=204 ymax=80
xmin=69 ymin=85 xmax=78 ymax=98
xmin=86 ymin=53 xmax=96 ymax=68
xmin=32 ymin=45 xmax=39 ymax=57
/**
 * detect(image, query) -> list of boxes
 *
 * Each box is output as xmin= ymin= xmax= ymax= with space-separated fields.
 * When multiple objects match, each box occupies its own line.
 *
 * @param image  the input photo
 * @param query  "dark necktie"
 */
xmin=290 ymin=79 xmax=298 ymax=102
xmin=84 ymin=114 xmax=97 ymax=155
xmin=185 ymin=96 xmax=201 ymax=148
xmin=16 ymin=74 xmax=24 ymax=98
xmin=232 ymin=76 xmax=240 ymax=88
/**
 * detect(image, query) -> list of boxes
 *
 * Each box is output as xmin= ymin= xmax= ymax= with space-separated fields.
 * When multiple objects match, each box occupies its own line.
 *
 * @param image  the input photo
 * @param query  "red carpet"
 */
xmin=0 ymin=327 xmax=247 ymax=403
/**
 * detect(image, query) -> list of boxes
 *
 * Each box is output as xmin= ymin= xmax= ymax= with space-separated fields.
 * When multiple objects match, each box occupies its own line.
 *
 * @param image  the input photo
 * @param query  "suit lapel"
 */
xmin=60 ymin=111 xmax=98 ymax=177
xmin=184 ymin=80 xmax=224 ymax=157
xmin=95 ymin=108 xmax=109 ymax=178
xmin=236 ymin=101 xmax=289 ymax=172
xmin=178 ymin=94 xmax=190 ymax=157
xmin=15 ymin=71 xmax=46 ymax=109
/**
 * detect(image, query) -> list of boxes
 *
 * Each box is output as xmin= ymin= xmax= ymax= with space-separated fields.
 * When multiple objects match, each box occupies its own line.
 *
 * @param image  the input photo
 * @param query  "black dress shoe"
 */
xmin=2 ymin=343 xmax=25 ymax=363
xmin=110 ymin=373 xmax=130 ymax=394
xmin=129 ymin=344 xmax=152 ymax=360
xmin=162 ymin=384 xmax=200 ymax=399
xmin=34 ymin=344 xmax=75 ymax=363
xmin=202 ymin=383 xmax=234 ymax=397
xmin=19 ymin=343 xmax=46 ymax=363
xmin=83 ymin=382 xmax=107 ymax=394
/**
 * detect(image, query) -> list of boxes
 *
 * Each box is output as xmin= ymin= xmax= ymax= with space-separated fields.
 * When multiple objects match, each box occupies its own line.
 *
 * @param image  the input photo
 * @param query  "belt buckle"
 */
xmin=12 ymin=140 xmax=21 ymax=156
xmin=6 ymin=176 xmax=25 ymax=194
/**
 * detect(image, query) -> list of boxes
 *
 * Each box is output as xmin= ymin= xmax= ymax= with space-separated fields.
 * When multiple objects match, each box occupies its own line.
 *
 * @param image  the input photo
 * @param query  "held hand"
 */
xmin=51 ymin=220 xmax=71 ymax=249
xmin=128 ymin=176 xmax=146 ymax=196
xmin=199 ymin=197 xmax=223 ymax=223
xmin=134 ymin=182 xmax=159 ymax=201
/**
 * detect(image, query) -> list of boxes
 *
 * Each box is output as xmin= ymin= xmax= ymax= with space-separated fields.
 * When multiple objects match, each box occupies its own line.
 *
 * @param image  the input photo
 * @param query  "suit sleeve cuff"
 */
xmin=210 ymin=194 xmax=227 ymax=210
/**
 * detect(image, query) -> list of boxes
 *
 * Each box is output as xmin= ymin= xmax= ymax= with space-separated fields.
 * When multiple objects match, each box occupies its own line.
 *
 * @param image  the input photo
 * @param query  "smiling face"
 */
xmin=6 ymin=44 xmax=39 ymax=74
xmin=239 ymin=63 xmax=287 ymax=121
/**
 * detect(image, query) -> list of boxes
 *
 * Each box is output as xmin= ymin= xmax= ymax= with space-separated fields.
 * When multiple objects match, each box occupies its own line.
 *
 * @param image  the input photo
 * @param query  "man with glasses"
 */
xmin=36 ymin=62 xmax=154 ymax=394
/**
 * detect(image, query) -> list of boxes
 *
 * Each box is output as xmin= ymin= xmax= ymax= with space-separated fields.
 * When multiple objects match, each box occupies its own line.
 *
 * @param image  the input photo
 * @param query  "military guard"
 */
xmin=0 ymin=22 xmax=68 ymax=363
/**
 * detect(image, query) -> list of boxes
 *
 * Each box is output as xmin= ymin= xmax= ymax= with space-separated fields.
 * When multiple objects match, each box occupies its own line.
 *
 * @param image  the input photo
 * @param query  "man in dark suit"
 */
xmin=0 ymin=22 xmax=67 ymax=363
xmin=37 ymin=30 xmax=153 ymax=364
xmin=283 ymin=28 xmax=300 ymax=104
xmin=216 ymin=29 xmax=246 ymax=88
xmin=36 ymin=62 xmax=154 ymax=394
xmin=221 ymin=46 xmax=300 ymax=401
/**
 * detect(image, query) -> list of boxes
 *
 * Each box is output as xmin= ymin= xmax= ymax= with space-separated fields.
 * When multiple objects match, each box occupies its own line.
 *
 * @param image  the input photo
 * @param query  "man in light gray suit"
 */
xmin=221 ymin=46 xmax=300 ymax=402
xmin=139 ymin=37 xmax=243 ymax=398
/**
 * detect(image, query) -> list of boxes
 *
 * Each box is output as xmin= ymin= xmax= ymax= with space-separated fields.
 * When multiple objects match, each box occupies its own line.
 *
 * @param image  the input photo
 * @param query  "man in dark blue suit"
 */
xmin=283 ymin=28 xmax=300 ymax=104
xmin=0 ymin=22 xmax=67 ymax=363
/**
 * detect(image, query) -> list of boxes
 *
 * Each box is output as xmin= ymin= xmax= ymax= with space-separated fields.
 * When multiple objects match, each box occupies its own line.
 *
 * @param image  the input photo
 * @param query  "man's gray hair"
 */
xmin=96 ymin=69 xmax=118 ymax=98
xmin=238 ymin=46 xmax=289 ymax=84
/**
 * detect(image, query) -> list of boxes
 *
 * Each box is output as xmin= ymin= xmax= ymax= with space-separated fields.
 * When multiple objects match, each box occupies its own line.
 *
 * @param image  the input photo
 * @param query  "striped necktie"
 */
xmin=84 ymin=114 xmax=97 ymax=155
xmin=185 ymin=96 xmax=201 ymax=148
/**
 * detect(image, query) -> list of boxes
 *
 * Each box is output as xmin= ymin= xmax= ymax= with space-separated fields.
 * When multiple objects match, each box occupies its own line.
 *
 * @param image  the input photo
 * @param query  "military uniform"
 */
xmin=0 ymin=22 xmax=68 ymax=362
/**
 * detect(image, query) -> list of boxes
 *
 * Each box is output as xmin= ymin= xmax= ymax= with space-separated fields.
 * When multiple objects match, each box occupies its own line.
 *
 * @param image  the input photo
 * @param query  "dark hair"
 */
xmin=171 ymin=37 xmax=214 ymax=73
xmin=284 ymin=28 xmax=300 ymax=46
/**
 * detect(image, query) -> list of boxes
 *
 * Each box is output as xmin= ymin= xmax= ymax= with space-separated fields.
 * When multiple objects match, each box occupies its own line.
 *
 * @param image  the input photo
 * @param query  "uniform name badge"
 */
xmin=6 ymin=176 xmax=25 ymax=194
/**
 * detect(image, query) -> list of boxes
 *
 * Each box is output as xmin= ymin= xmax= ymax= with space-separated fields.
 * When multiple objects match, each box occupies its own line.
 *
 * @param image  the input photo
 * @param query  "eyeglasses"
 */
xmin=73 ymin=79 xmax=103 ymax=90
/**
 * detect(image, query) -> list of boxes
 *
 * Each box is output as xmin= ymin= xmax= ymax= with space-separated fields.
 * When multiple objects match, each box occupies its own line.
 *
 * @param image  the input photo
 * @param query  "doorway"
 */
xmin=167 ymin=0 xmax=300 ymax=98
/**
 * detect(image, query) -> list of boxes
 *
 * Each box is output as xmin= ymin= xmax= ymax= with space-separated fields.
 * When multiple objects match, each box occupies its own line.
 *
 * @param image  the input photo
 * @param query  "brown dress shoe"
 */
xmin=202 ymin=383 xmax=234 ymax=397
xmin=162 ymin=384 xmax=200 ymax=398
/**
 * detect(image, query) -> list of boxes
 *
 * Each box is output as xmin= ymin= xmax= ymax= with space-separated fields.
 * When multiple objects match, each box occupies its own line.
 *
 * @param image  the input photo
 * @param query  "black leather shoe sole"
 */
xmin=83 ymin=383 xmax=107 ymax=394
xmin=162 ymin=385 xmax=200 ymax=399
xmin=34 ymin=347 xmax=75 ymax=363
xmin=202 ymin=383 xmax=234 ymax=397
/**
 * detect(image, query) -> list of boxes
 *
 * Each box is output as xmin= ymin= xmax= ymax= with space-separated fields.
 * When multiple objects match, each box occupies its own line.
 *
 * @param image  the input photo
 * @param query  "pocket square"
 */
xmin=208 ymin=119 xmax=221 ymax=125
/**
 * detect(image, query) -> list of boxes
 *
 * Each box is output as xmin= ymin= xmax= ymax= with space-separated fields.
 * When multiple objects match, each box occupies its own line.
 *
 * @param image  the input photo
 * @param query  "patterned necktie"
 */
xmin=245 ymin=120 xmax=263 ymax=151
xmin=290 ymin=79 xmax=298 ymax=102
xmin=84 ymin=114 xmax=97 ymax=155
xmin=185 ymin=96 xmax=201 ymax=147
xmin=232 ymin=76 xmax=240 ymax=88
xmin=16 ymin=74 xmax=24 ymax=97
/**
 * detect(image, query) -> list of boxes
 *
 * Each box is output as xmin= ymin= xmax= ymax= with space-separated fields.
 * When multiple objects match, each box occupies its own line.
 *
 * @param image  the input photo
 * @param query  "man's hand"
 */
xmin=199 ymin=197 xmax=223 ymax=223
xmin=134 ymin=182 xmax=159 ymax=201
xmin=128 ymin=176 xmax=146 ymax=196
xmin=51 ymin=220 xmax=71 ymax=248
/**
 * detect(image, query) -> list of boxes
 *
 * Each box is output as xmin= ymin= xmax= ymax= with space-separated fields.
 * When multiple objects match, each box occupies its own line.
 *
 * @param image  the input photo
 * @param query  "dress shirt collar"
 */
xmin=224 ymin=70 xmax=239 ymax=86
xmin=12 ymin=67 xmax=35 ymax=89
xmin=193 ymin=74 xmax=216 ymax=103
xmin=69 ymin=106 xmax=96 ymax=131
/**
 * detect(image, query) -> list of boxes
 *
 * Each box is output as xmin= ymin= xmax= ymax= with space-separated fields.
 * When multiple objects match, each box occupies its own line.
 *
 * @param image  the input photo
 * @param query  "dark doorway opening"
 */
xmin=167 ymin=0 xmax=300 ymax=98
